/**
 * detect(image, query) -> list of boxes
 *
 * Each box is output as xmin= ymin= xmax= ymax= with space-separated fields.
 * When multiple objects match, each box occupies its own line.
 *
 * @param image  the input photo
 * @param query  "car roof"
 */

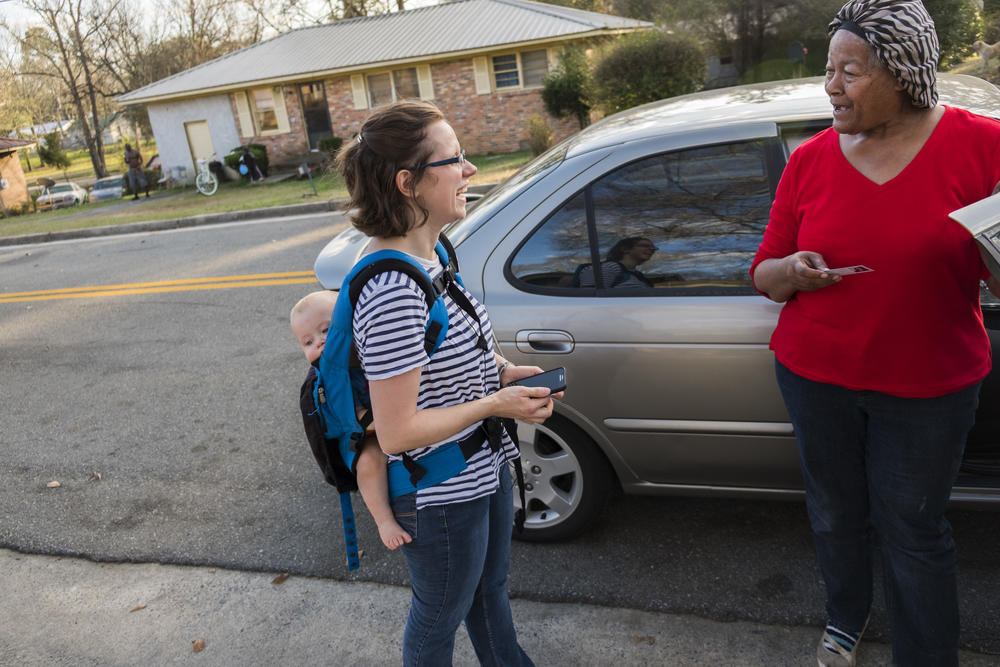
xmin=563 ymin=74 xmax=1000 ymax=158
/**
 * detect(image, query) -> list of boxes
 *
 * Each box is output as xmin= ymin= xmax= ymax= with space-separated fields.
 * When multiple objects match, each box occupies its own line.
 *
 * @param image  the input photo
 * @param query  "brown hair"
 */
xmin=336 ymin=100 xmax=444 ymax=238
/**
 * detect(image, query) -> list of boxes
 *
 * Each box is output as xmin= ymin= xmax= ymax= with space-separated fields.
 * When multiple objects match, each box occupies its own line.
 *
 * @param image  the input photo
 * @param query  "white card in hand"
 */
xmin=825 ymin=265 xmax=873 ymax=275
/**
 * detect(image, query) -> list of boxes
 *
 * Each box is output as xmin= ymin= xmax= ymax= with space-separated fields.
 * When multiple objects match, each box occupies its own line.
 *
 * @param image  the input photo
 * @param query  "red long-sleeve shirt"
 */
xmin=751 ymin=106 xmax=1000 ymax=398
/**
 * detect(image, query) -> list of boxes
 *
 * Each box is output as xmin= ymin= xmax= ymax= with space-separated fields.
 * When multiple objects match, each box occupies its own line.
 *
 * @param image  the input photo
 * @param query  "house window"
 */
xmin=367 ymin=67 xmax=420 ymax=107
xmin=250 ymin=88 xmax=278 ymax=132
xmin=491 ymin=49 xmax=549 ymax=90
xmin=493 ymin=54 xmax=520 ymax=88
xmin=521 ymin=50 xmax=548 ymax=87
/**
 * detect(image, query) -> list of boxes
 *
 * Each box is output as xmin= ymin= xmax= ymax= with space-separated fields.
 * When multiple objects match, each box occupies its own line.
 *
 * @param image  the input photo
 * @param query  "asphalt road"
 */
xmin=1 ymin=214 xmax=998 ymax=658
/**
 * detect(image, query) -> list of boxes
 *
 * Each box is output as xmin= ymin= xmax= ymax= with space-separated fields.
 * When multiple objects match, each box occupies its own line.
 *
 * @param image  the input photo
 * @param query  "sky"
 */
xmin=0 ymin=0 xmax=440 ymax=29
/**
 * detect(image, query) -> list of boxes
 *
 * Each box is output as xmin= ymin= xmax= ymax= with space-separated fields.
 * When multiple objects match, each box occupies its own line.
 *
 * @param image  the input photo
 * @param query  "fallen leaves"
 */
xmin=271 ymin=573 xmax=290 ymax=585
xmin=45 ymin=472 xmax=104 ymax=488
xmin=129 ymin=604 xmax=147 ymax=613
xmin=192 ymin=638 xmax=206 ymax=653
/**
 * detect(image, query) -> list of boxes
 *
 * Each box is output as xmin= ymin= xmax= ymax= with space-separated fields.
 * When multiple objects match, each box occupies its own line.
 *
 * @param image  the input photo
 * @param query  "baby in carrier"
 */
xmin=290 ymin=290 xmax=411 ymax=550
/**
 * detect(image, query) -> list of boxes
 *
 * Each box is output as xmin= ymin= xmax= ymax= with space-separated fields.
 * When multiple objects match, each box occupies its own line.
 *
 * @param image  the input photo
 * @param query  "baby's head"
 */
xmin=290 ymin=290 xmax=339 ymax=364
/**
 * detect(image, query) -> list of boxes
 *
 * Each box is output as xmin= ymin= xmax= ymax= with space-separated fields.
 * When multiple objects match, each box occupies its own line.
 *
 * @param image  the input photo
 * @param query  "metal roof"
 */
xmin=0 ymin=137 xmax=36 ymax=153
xmin=118 ymin=0 xmax=649 ymax=104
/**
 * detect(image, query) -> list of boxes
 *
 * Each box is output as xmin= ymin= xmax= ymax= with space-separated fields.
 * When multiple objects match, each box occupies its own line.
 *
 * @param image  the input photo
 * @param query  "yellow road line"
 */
xmin=0 ymin=272 xmax=319 ymax=303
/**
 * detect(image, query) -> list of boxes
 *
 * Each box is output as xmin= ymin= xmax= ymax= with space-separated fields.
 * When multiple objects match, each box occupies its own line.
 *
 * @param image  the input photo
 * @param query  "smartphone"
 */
xmin=508 ymin=367 xmax=566 ymax=393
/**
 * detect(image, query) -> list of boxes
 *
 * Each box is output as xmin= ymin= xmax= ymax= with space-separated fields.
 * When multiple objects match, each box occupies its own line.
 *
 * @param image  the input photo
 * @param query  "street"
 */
xmin=1 ymin=213 xmax=998 ymax=659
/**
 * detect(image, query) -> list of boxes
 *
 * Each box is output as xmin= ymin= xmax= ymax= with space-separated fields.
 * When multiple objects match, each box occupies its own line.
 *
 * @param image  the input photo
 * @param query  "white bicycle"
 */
xmin=195 ymin=156 xmax=219 ymax=196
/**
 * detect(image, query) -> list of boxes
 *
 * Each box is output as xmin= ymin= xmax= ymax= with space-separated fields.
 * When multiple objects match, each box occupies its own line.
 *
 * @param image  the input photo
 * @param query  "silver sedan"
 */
xmin=316 ymin=75 xmax=1000 ymax=541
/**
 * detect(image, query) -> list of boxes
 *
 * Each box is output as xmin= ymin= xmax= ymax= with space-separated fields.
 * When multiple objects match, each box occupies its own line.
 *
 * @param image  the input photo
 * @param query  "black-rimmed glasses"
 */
xmin=418 ymin=150 xmax=466 ymax=169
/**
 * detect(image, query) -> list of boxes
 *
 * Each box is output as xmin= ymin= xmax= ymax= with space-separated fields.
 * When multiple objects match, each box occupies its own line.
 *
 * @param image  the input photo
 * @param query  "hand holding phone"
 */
xmin=507 ymin=367 xmax=566 ymax=393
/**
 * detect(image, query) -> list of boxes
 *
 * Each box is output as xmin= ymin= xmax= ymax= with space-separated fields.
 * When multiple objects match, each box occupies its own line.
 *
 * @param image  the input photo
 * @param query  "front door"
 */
xmin=184 ymin=120 xmax=214 ymax=169
xmin=299 ymin=81 xmax=332 ymax=150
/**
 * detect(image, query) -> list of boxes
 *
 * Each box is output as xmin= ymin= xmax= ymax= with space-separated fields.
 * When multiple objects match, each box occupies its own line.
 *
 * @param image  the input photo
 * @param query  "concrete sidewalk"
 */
xmin=4 ymin=549 xmax=997 ymax=666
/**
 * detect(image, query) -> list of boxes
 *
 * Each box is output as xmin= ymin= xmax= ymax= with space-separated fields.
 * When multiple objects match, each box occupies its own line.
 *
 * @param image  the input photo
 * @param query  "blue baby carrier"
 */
xmin=299 ymin=234 xmax=519 ymax=570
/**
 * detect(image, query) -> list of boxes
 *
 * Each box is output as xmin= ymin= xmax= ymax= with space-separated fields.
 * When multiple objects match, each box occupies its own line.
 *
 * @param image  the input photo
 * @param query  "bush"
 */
xmin=37 ymin=132 xmax=71 ymax=169
xmin=223 ymin=143 xmax=269 ymax=177
xmin=525 ymin=116 xmax=553 ymax=156
xmin=1 ymin=201 xmax=33 ymax=218
xmin=542 ymin=46 xmax=592 ymax=129
xmin=592 ymin=30 xmax=706 ymax=114
xmin=318 ymin=136 xmax=343 ymax=159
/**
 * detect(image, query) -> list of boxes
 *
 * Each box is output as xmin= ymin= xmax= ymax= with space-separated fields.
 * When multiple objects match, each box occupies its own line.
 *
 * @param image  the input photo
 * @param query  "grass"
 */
xmin=0 ymin=150 xmax=535 ymax=238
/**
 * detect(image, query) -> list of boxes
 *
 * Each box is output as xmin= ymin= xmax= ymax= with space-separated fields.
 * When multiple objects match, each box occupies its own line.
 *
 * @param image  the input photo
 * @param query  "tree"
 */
xmin=5 ymin=0 xmax=122 ymax=178
xmin=924 ymin=0 xmax=984 ymax=67
xmin=591 ymin=30 xmax=706 ymax=114
xmin=36 ymin=131 xmax=71 ymax=169
xmin=662 ymin=0 xmax=842 ymax=78
xmin=542 ymin=46 xmax=592 ymax=129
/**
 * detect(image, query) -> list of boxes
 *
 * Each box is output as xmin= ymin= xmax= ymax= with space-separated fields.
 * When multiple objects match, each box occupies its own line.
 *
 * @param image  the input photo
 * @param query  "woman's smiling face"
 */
xmin=412 ymin=120 xmax=477 ymax=226
xmin=824 ymin=30 xmax=905 ymax=136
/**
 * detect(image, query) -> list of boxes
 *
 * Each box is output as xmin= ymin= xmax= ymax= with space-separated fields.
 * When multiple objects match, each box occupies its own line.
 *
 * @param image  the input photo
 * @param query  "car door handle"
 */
xmin=515 ymin=330 xmax=574 ymax=354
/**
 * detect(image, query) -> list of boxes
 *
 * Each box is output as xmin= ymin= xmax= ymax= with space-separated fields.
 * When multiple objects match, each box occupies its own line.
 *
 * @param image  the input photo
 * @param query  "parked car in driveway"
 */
xmin=315 ymin=75 xmax=1000 ymax=542
xmin=89 ymin=175 xmax=124 ymax=202
xmin=36 ymin=181 xmax=88 ymax=210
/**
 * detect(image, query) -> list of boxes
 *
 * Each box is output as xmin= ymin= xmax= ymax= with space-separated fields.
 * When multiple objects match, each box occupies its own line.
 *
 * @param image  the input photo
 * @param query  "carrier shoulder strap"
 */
xmin=345 ymin=235 xmax=479 ymax=355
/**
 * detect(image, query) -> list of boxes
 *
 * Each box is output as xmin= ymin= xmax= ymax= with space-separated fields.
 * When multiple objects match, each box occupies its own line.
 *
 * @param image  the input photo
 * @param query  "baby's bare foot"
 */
xmin=378 ymin=520 xmax=412 ymax=550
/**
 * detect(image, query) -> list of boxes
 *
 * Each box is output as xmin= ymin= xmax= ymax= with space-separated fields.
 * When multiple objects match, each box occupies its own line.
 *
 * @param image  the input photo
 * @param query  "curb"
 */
xmin=0 ymin=198 xmax=347 ymax=248
xmin=0 ymin=182 xmax=497 ymax=248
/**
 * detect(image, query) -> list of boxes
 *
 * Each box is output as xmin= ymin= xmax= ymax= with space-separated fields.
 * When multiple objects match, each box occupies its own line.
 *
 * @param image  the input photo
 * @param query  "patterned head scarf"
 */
xmin=828 ymin=0 xmax=940 ymax=109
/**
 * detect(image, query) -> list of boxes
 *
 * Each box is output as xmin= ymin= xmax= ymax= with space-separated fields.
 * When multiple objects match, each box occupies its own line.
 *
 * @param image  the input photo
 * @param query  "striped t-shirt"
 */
xmin=352 ymin=251 xmax=518 ymax=509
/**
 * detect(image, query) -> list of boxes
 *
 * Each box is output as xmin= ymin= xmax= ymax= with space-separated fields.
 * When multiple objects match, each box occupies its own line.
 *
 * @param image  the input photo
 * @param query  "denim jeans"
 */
xmin=391 ymin=466 xmax=533 ymax=667
xmin=776 ymin=362 xmax=979 ymax=667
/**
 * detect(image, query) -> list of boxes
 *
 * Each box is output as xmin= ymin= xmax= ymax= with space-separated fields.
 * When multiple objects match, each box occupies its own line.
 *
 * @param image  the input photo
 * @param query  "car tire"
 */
xmin=510 ymin=413 xmax=615 ymax=542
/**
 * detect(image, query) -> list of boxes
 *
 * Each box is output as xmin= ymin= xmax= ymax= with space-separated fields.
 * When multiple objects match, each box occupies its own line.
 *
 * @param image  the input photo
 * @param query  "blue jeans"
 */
xmin=391 ymin=466 xmax=533 ymax=667
xmin=776 ymin=362 xmax=979 ymax=667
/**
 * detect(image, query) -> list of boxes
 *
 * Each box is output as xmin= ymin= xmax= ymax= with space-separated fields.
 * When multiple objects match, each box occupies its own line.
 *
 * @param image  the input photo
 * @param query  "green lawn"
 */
xmin=0 ymin=150 xmax=534 ymax=238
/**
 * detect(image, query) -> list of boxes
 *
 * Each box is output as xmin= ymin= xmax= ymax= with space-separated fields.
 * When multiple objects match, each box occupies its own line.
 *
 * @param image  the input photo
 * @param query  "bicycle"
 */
xmin=195 ymin=155 xmax=219 ymax=196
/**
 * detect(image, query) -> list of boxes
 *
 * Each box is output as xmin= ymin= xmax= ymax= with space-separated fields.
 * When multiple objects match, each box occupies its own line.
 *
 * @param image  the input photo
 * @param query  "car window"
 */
xmin=50 ymin=184 xmax=73 ymax=193
xmin=509 ymin=140 xmax=774 ymax=295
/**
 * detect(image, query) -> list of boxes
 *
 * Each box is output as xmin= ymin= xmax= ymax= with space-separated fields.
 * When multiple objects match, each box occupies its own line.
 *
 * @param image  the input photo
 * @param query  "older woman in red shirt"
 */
xmin=751 ymin=2 xmax=1000 ymax=665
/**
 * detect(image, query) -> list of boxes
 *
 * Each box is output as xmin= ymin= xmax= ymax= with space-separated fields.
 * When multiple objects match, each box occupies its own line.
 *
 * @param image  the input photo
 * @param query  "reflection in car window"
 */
xmin=510 ymin=140 xmax=773 ymax=295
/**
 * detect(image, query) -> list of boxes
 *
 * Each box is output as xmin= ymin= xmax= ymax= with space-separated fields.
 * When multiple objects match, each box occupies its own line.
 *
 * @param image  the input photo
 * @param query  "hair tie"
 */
xmin=357 ymin=132 xmax=365 ymax=145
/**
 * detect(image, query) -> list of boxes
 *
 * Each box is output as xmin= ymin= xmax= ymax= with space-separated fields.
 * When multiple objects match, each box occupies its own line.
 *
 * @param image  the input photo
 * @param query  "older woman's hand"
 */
xmin=753 ymin=251 xmax=841 ymax=302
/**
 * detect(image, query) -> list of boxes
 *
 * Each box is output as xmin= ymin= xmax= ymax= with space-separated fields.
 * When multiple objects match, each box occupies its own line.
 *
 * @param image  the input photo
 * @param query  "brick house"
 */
xmin=0 ymin=138 xmax=36 ymax=214
xmin=116 ymin=0 xmax=649 ymax=182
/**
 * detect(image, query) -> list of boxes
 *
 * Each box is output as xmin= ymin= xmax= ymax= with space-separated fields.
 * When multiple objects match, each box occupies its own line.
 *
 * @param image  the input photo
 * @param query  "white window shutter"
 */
xmin=547 ymin=48 xmax=558 ymax=71
xmin=273 ymin=86 xmax=290 ymax=133
xmin=234 ymin=91 xmax=254 ymax=137
xmin=417 ymin=64 xmax=434 ymax=100
xmin=473 ymin=57 xmax=491 ymax=95
xmin=350 ymin=75 xmax=369 ymax=110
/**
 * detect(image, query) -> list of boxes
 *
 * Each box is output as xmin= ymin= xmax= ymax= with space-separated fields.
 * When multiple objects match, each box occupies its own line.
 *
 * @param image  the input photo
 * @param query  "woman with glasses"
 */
xmin=336 ymin=100 xmax=553 ymax=666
